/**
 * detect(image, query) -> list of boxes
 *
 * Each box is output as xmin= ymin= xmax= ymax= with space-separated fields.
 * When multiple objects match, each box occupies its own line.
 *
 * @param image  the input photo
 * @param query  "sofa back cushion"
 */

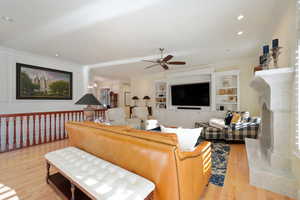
xmin=66 ymin=122 xmax=180 ymax=200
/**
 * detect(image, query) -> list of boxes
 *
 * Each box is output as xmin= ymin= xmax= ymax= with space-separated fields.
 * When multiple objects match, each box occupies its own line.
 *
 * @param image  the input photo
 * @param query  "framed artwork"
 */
xmin=124 ymin=92 xmax=131 ymax=106
xmin=16 ymin=63 xmax=73 ymax=100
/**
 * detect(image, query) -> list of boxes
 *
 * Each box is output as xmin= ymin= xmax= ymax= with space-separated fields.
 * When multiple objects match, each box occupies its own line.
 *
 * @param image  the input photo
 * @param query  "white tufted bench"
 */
xmin=45 ymin=147 xmax=155 ymax=200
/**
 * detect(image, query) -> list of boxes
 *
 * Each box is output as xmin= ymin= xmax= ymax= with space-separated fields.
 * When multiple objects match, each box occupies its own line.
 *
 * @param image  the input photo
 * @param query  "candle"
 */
xmin=272 ymin=39 xmax=279 ymax=48
xmin=263 ymin=45 xmax=269 ymax=54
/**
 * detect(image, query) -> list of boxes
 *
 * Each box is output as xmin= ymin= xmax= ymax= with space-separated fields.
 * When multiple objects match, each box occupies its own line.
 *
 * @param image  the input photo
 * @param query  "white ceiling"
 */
xmin=0 ymin=0 xmax=287 ymax=79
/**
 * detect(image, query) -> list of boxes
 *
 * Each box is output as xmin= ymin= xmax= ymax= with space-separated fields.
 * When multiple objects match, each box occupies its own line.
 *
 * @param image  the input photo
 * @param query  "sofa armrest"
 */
xmin=175 ymin=141 xmax=212 ymax=200
xmin=177 ymin=141 xmax=211 ymax=161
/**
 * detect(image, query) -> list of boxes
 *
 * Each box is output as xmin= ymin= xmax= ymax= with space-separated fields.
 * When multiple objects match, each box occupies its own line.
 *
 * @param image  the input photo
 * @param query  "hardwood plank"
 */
xmin=0 ymin=140 xmax=294 ymax=200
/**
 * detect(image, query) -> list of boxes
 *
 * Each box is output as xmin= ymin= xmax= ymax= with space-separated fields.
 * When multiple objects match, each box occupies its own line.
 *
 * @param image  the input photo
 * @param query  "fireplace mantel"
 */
xmin=246 ymin=67 xmax=297 ymax=198
xmin=250 ymin=68 xmax=293 ymax=112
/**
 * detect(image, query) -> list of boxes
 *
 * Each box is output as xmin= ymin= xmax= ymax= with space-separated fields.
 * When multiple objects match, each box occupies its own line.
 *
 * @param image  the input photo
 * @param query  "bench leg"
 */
xmin=71 ymin=183 xmax=75 ymax=200
xmin=46 ymin=162 xmax=50 ymax=184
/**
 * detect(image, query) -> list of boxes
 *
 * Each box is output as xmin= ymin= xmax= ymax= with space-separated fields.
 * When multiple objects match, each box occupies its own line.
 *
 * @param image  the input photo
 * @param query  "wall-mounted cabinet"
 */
xmin=215 ymin=70 xmax=240 ymax=111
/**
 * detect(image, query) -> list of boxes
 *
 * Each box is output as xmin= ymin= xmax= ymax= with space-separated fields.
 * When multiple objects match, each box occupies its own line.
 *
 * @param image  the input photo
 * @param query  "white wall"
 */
xmin=271 ymin=0 xmax=297 ymax=68
xmin=0 ymin=46 xmax=85 ymax=114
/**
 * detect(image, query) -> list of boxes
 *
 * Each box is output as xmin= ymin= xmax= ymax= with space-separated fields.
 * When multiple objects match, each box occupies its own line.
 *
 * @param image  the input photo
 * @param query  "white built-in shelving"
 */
xmin=215 ymin=70 xmax=240 ymax=111
xmin=154 ymin=81 xmax=167 ymax=109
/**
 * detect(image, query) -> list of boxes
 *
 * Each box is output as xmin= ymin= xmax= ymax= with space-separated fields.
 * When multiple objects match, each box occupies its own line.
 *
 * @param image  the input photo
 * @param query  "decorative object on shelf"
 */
xmin=271 ymin=39 xmax=282 ymax=68
xmin=143 ymin=96 xmax=151 ymax=106
xmin=75 ymin=93 xmax=102 ymax=121
xmin=132 ymin=96 xmax=139 ymax=107
xmin=124 ymin=92 xmax=131 ymax=106
xmin=262 ymin=45 xmax=272 ymax=70
xmin=16 ymin=63 xmax=73 ymax=100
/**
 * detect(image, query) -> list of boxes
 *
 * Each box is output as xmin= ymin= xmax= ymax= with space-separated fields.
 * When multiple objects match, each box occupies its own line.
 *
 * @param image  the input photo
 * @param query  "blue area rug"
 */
xmin=209 ymin=142 xmax=230 ymax=187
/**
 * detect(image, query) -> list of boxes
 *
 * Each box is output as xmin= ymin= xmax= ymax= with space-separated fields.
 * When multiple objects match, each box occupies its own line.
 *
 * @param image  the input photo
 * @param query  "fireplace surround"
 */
xmin=246 ymin=68 xmax=297 ymax=198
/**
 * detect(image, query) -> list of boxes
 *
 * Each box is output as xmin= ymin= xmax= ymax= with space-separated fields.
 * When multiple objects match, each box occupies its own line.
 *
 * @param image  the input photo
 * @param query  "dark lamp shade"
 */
xmin=132 ymin=96 xmax=139 ymax=100
xmin=143 ymin=96 xmax=151 ymax=100
xmin=75 ymin=93 xmax=102 ymax=105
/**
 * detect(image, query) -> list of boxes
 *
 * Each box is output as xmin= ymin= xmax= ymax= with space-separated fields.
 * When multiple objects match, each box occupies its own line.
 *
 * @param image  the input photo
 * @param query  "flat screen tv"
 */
xmin=171 ymin=82 xmax=210 ymax=106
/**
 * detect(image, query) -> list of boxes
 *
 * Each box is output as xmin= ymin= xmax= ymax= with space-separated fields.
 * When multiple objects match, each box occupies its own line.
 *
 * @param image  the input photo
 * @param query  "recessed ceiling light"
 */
xmin=55 ymin=54 xmax=59 ymax=57
xmin=1 ymin=16 xmax=14 ymax=22
xmin=237 ymin=31 xmax=244 ymax=36
xmin=237 ymin=15 xmax=244 ymax=21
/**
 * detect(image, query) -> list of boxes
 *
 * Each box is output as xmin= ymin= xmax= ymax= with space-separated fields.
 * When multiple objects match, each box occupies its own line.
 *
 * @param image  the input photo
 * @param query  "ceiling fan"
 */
xmin=142 ymin=48 xmax=186 ymax=70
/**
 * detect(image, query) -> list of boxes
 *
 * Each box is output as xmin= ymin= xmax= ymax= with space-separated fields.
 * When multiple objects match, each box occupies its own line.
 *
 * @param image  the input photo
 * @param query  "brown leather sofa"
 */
xmin=66 ymin=122 xmax=211 ymax=200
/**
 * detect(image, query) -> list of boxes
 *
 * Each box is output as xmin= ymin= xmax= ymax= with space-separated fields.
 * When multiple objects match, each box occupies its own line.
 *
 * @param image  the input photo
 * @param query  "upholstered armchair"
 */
xmin=106 ymin=108 xmax=141 ymax=129
xmin=132 ymin=107 xmax=159 ymax=130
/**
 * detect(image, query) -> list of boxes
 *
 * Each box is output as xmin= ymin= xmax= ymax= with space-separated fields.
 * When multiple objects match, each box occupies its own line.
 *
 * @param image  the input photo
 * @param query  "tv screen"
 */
xmin=171 ymin=83 xmax=210 ymax=106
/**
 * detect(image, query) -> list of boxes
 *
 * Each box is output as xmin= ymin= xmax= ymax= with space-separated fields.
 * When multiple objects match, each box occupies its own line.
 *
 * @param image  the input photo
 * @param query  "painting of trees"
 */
xmin=49 ymin=81 xmax=70 ymax=96
xmin=17 ymin=63 xmax=72 ymax=99
xmin=20 ymin=72 xmax=40 ymax=95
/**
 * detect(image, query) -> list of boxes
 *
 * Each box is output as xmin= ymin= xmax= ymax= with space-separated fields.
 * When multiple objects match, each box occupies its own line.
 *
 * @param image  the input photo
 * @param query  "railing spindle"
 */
xmin=13 ymin=117 xmax=16 ymax=150
xmin=20 ymin=116 xmax=23 ymax=148
xmin=26 ymin=116 xmax=30 ymax=147
xmin=44 ymin=114 xmax=47 ymax=143
xmin=63 ymin=113 xmax=66 ymax=139
xmin=58 ymin=113 xmax=61 ymax=140
xmin=5 ymin=117 xmax=9 ymax=151
xmin=38 ymin=115 xmax=42 ymax=145
xmin=54 ymin=114 xmax=57 ymax=141
xmin=33 ymin=115 xmax=36 ymax=145
xmin=49 ymin=114 xmax=52 ymax=142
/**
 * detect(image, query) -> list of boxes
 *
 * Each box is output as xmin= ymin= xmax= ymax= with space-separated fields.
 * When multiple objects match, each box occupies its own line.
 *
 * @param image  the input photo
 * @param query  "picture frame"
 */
xmin=16 ymin=63 xmax=73 ymax=100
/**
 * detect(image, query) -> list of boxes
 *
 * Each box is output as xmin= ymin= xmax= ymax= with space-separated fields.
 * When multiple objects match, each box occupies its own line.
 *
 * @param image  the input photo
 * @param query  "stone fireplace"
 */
xmin=246 ymin=68 xmax=297 ymax=198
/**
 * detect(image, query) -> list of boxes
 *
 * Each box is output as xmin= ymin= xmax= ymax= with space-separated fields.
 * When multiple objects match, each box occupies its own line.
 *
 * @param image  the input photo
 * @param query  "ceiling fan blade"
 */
xmin=142 ymin=60 xmax=158 ymax=63
xmin=144 ymin=64 xmax=159 ymax=69
xmin=161 ymin=63 xmax=169 ymax=70
xmin=167 ymin=61 xmax=186 ymax=65
xmin=162 ymin=55 xmax=173 ymax=62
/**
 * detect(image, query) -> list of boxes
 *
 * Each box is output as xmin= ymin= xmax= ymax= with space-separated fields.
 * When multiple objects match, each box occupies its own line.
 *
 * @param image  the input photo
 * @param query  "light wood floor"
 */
xmin=0 ymin=140 xmax=294 ymax=200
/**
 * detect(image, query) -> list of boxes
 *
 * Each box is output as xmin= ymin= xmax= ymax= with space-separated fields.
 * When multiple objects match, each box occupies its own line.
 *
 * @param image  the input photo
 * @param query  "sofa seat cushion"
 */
xmin=45 ymin=147 xmax=155 ymax=200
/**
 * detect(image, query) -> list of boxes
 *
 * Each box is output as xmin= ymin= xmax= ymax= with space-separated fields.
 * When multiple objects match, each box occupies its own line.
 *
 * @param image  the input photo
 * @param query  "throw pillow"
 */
xmin=224 ymin=111 xmax=233 ymax=125
xmin=160 ymin=125 xmax=202 ymax=152
xmin=160 ymin=125 xmax=179 ymax=134
xmin=231 ymin=113 xmax=242 ymax=124
xmin=209 ymin=118 xmax=226 ymax=129
xmin=240 ymin=111 xmax=250 ymax=122
xmin=177 ymin=127 xmax=202 ymax=152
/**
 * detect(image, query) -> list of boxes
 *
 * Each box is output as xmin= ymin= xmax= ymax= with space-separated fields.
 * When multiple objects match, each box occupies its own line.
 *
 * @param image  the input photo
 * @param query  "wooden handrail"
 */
xmin=0 ymin=109 xmax=107 ymax=153
xmin=0 ymin=109 xmax=106 ymax=118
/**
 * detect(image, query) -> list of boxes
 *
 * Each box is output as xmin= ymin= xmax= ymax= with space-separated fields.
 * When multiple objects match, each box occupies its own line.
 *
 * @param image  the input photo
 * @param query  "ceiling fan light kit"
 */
xmin=143 ymin=48 xmax=186 ymax=70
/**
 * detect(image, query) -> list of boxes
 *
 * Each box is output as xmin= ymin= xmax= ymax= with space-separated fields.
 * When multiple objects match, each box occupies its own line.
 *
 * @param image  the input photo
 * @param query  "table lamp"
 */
xmin=143 ymin=96 xmax=151 ymax=106
xmin=132 ymin=96 xmax=139 ymax=107
xmin=75 ymin=93 xmax=102 ymax=121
